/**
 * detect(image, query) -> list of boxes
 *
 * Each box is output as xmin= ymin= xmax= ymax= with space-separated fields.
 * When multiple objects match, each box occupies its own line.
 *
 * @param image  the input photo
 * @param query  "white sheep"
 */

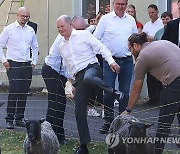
xmin=23 ymin=119 xmax=59 ymax=154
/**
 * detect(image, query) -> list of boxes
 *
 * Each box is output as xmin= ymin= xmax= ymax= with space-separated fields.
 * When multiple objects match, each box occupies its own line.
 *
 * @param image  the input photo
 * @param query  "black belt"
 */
xmin=8 ymin=60 xmax=31 ymax=66
xmin=75 ymin=63 xmax=99 ymax=78
xmin=112 ymin=55 xmax=132 ymax=60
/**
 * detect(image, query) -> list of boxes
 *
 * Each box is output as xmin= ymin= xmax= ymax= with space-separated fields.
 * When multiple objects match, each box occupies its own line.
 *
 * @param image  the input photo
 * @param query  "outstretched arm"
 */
xmin=122 ymin=79 xmax=144 ymax=114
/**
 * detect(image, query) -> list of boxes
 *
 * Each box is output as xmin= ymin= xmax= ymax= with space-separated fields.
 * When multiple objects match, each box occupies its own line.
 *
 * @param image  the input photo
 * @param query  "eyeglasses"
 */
xmin=20 ymin=15 xmax=30 ymax=19
xmin=114 ymin=2 xmax=127 ymax=7
xmin=128 ymin=46 xmax=133 ymax=51
xmin=90 ymin=19 xmax=96 ymax=22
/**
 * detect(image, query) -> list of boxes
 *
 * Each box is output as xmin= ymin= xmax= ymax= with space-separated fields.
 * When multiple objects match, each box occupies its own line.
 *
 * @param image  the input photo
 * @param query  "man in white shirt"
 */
xmin=143 ymin=4 xmax=163 ymax=42
xmin=94 ymin=0 xmax=137 ymax=134
xmin=143 ymin=4 xmax=164 ymax=107
xmin=41 ymin=15 xmax=86 ymax=145
xmin=0 ymin=7 xmax=38 ymax=129
xmin=56 ymin=15 xmax=123 ymax=154
xmin=42 ymin=34 xmax=68 ymax=145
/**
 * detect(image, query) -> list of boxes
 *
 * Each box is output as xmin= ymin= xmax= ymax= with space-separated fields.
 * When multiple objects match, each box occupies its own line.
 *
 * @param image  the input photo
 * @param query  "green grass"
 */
xmin=0 ymin=130 xmax=107 ymax=154
xmin=0 ymin=130 xmax=179 ymax=154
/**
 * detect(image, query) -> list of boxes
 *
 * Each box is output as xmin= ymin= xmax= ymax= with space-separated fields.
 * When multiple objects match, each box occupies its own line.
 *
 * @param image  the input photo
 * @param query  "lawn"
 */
xmin=0 ymin=130 xmax=107 ymax=154
xmin=0 ymin=130 xmax=179 ymax=154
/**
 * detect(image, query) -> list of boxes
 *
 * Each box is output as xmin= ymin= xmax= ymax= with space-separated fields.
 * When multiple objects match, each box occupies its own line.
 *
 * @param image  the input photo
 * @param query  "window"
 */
xmin=99 ymin=0 xmax=110 ymax=14
xmin=82 ymin=0 xmax=110 ymax=19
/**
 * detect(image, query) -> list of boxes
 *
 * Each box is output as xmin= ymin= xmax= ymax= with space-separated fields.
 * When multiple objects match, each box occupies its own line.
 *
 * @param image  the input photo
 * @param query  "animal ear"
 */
xmin=39 ymin=118 xmax=45 ymax=123
xmin=144 ymin=123 xmax=154 ymax=129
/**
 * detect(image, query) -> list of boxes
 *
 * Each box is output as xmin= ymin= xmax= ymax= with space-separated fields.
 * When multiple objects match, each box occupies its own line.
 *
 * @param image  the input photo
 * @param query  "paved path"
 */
xmin=0 ymin=92 xmax=179 ymax=152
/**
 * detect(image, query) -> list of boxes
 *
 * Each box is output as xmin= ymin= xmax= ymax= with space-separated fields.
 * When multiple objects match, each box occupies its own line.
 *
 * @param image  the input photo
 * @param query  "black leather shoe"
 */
xmin=15 ymin=120 xmax=25 ymax=127
xmin=59 ymin=139 xmax=68 ymax=145
xmin=114 ymin=90 xmax=124 ymax=102
xmin=75 ymin=148 xmax=89 ymax=154
xmin=99 ymin=122 xmax=110 ymax=134
xmin=6 ymin=122 xmax=14 ymax=129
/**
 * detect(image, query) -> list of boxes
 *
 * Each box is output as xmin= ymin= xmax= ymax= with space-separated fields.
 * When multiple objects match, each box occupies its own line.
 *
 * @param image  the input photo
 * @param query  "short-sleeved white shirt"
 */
xmin=143 ymin=18 xmax=163 ymax=37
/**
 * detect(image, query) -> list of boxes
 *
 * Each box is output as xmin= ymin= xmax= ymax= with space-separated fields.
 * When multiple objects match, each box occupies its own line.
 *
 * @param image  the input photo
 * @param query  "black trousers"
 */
xmin=42 ymin=64 xmax=67 ymax=141
xmin=6 ymin=60 xmax=32 ymax=122
xmin=73 ymin=63 xmax=114 ymax=144
xmin=147 ymin=73 xmax=163 ymax=104
xmin=88 ymin=54 xmax=103 ymax=106
xmin=155 ymin=77 xmax=180 ymax=154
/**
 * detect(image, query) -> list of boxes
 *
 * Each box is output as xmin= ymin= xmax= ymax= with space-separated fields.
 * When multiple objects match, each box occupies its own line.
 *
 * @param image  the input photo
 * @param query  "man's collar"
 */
xmin=151 ymin=18 xmax=160 ymax=23
xmin=14 ymin=20 xmax=28 ymax=28
xmin=71 ymin=28 xmax=79 ymax=36
xmin=112 ymin=10 xmax=127 ymax=18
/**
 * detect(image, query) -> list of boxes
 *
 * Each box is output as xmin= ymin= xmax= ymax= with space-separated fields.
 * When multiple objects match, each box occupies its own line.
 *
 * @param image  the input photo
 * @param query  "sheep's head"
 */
xmin=25 ymin=118 xmax=45 ymax=142
xmin=128 ymin=121 xmax=153 ymax=138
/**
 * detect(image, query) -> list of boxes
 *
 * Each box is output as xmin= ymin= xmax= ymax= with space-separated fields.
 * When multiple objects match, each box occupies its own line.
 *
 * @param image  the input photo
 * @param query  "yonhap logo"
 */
xmin=122 ymin=137 xmax=180 ymax=144
xmin=106 ymin=132 xmax=120 ymax=148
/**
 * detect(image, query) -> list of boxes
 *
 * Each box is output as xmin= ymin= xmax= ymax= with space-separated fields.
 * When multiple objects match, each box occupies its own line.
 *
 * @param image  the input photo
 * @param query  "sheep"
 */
xmin=23 ymin=119 xmax=59 ymax=154
xmin=105 ymin=114 xmax=154 ymax=154
xmin=126 ymin=121 xmax=155 ymax=154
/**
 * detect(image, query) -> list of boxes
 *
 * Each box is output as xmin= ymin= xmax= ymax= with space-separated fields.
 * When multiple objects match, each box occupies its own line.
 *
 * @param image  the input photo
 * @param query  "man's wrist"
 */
xmin=125 ymin=107 xmax=132 ymax=113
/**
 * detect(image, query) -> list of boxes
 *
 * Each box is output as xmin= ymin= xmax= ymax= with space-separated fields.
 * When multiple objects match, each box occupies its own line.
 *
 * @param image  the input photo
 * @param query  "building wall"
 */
xmin=0 ymin=0 xmax=72 ymax=87
xmin=0 ymin=0 xmax=168 ymax=91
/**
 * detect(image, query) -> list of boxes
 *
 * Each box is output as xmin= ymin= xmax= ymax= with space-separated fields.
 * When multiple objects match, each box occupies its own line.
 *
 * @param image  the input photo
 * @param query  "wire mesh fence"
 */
xmin=0 ymin=64 xmax=180 ymax=153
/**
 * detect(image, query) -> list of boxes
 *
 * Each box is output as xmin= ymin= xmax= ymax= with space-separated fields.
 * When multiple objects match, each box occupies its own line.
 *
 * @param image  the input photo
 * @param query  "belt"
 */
xmin=8 ymin=60 xmax=31 ymax=65
xmin=112 ymin=55 xmax=132 ymax=60
xmin=75 ymin=63 xmax=99 ymax=78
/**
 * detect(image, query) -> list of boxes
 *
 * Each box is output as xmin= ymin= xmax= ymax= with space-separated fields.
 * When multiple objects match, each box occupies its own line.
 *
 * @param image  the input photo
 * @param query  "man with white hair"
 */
xmin=56 ymin=15 xmax=123 ymax=154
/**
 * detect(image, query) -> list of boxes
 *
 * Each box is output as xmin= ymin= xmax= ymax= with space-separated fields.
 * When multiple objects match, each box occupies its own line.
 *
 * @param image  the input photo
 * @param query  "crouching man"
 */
xmin=122 ymin=32 xmax=180 ymax=154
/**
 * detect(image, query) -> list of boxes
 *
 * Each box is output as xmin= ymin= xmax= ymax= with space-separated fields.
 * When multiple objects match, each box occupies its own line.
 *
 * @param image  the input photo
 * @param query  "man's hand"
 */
xmin=121 ymin=110 xmax=129 ymax=115
xmin=110 ymin=62 xmax=120 ymax=73
xmin=3 ymin=61 xmax=10 ymax=71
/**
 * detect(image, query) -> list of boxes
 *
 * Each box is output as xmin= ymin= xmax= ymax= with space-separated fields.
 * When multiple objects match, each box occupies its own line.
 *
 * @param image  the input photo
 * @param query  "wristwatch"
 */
xmin=125 ymin=107 xmax=132 ymax=113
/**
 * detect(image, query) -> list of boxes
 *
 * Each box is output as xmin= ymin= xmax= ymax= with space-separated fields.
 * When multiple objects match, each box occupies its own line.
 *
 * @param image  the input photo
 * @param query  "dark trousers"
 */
xmin=147 ymin=73 xmax=163 ymax=104
xmin=6 ymin=60 xmax=32 ymax=122
xmin=42 ymin=64 xmax=67 ymax=141
xmin=73 ymin=63 xmax=115 ymax=144
xmin=88 ymin=54 xmax=103 ymax=106
xmin=155 ymin=77 xmax=180 ymax=154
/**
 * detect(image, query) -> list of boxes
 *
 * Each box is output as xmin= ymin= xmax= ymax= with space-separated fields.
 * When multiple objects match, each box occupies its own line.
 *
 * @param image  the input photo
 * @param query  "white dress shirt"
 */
xmin=59 ymin=29 xmax=115 ymax=76
xmin=86 ymin=25 xmax=96 ymax=34
xmin=94 ymin=11 xmax=137 ymax=58
xmin=45 ymin=34 xmax=69 ymax=78
xmin=143 ymin=18 xmax=163 ymax=37
xmin=0 ymin=20 xmax=38 ymax=65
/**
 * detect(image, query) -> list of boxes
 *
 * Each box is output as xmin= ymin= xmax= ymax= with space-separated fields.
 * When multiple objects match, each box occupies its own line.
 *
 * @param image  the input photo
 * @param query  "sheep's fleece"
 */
xmin=24 ymin=121 xmax=59 ymax=154
xmin=106 ymin=115 xmax=140 ymax=148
